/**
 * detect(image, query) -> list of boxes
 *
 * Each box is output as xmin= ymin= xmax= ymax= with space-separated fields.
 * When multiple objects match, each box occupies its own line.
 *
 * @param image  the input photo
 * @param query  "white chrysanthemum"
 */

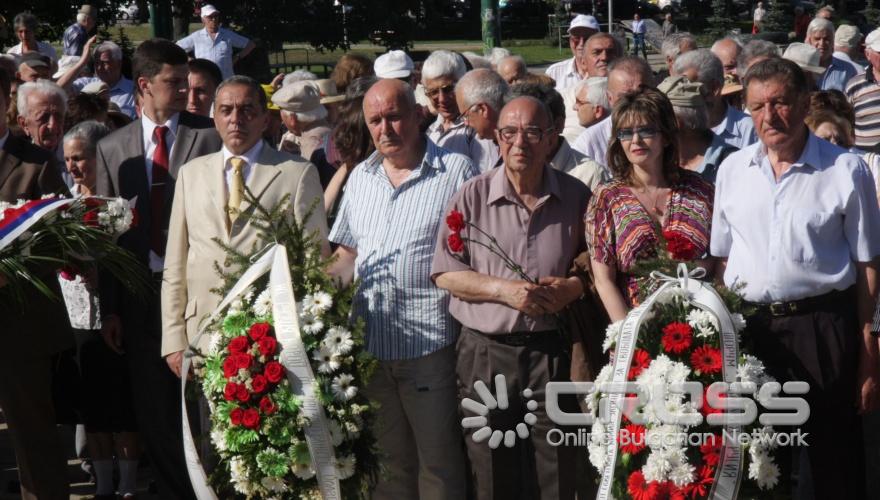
xmin=331 ymin=373 xmax=358 ymax=401
xmin=253 ymin=289 xmax=272 ymax=317
xmin=301 ymin=315 xmax=325 ymax=335
xmin=731 ymin=313 xmax=747 ymax=332
xmin=748 ymin=452 xmax=780 ymax=490
xmin=323 ymin=326 xmax=354 ymax=355
xmin=666 ymin=361 xmax=691 ymax=385
xmin=241 ymin=286 xmax=255 ymax=303
xmin=227 ymin=297 xmax=245 ymax=315
xmin=636 ymin=354 xmax=673 ymax=401
xmin=260 ymin=476 xmax=288 ymax=493
xmin=335 ymin=454 xmax=356 ymax=480
xmin=659 ymin=287 xmax=691 ymax=305
xmin=309 ymin=291 xmax=333 ymax=316
xmin=687 ymin=309 xmax=719 ymax=338
xmin=291 ymin=462 xmax=315 ymax=480
xmin=669 ymin=462 xmax=696 ymax=487
xmin=642 ymin=450 xmax=674 ymax=482
xmin=588 ymin=440 xmax=608 ymax=471
xmin=645 ymin=424 xmax=685 ymax=450
xmin=211 ymin=429 xmax=227 ymax=452
xmin=737 ymin=354 xmax=766 ymax=387
xmin=230 ymin=458 xmax=253 ymax=493
xmin=603 ymin=320 xmax=623 ymax=352
xmin=312 ymin=346 xmax=340 ymax=374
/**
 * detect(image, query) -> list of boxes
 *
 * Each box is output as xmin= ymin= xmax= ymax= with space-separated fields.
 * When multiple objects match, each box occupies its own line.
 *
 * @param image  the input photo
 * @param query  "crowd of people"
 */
xmin=1 ymin=2 xmax=880 ymax=500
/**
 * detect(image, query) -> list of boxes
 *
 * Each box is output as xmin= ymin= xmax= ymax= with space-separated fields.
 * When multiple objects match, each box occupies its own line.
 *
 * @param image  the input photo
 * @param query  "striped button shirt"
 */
xmin=329 ymin=140 xmax=478 ymax=360
xmin=846 ymin=69 xmax=880 ymax=153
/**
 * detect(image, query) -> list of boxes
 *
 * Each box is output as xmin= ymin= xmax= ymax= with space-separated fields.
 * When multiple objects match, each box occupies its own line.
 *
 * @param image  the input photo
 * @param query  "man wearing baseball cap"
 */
xmin=176 ymin=4 xmax=255 ymax=80
xmin=845 ymin=28 xmax=880 ymax=153
xmin=16 ymin=52 xmax=53 ymax=83
xmin=374 ymin=50 xmax=414 ymax=82
xmin=545 ymin=14 xmax=599 ymax=92
xmin=833 ymin=24 xmax=865 ymax=76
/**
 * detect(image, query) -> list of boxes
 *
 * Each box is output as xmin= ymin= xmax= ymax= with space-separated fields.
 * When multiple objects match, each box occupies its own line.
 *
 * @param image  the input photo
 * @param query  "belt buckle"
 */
xmin=768 ymin=302 xmax=788 ymax=316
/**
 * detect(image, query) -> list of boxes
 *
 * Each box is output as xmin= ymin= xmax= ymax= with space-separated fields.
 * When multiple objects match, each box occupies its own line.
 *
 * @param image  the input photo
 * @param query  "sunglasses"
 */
xmin=616 ymin=126 xmax=659 ymax=142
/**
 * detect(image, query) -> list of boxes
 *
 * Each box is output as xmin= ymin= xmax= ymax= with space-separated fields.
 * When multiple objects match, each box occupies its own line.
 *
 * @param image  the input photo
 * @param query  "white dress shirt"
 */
xmin=711 ymin=132 xmax=880 ymax=302
xmin=548 ymin=139 xmax=607 ymax=191
xmin=141 ymin=112 xmax=180 ymax=272
xmin=560 ymin=84 xmax=586 ymax=144
xmin=711 ymin=104 xmax=757 ymax=150
xmin=222 ymin=140 xmax=263 ymax=193
xmin=176 ymin=27 xmax=250 ymax=80
xmin=571 ymin=115 xmax=612 ymax=172
xmin=545 ymin=57 xmax=584 ymax=92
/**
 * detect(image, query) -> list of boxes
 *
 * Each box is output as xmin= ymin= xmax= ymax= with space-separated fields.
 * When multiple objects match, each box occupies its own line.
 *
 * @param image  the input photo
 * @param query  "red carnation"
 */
xmin=691 ymin=346 xmax=722 ymax=375
xmin=228 ymin=335 xmax=249 ymax=353
xmin=661 ymin=322 xmax=693 ymax=354
xmin=251 ymin=374 xmax=268 ymax=394
xmin=230 ymin=407 xmax=244 ymax=426
xmin=259 ymin=396 xmax=276 ymax=415
xmin=628 ymin=349 xmax=651 ymax=380
xmin=446 ymin=210 xmax=466 ymax=233
xmin=264 ymin=361 xmax=284 ymax=383
xmin=617 ymin=423 xmax=646 ymax=455
xmin=233 ymin=352 xmax=254 ymax=371
xmin=257 ymin=336 xmax=277 ymax=356
xmin=664 ymin=229 xmax=700 ymax=261
xmin=235 ymin=384 xmax=250 ymax=402
xmin=627 ymin=470 xmax=658 ymax=500
xmin=248 ymin=322 xmax=271 ymax=341
xmin=224 ymin=382 xmax=239 ymax=401
xmin=222 ymin=357 xmax=239 ymax=378
xmin=700 ymin=434 xmax=722 ymax=466
xmin=448 ymin=232 xmax=464 ymax=253
xmin=242 ymin=408 xmax=260 ymax=429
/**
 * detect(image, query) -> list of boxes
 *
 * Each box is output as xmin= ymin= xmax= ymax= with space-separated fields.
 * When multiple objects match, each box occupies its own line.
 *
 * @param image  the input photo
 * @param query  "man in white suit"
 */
xmin=161 ymin=75 xmax=329 ymax=369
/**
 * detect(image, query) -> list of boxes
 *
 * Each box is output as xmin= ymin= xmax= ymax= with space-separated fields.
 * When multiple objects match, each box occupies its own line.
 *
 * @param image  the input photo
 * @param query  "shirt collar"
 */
xmin=362 ymin=138 xmax=438 ymax=176
xmin=750 ymin=129 xmax=826 ymax=172
xmin=222 ymin=140 xmax=264 ymax=168
xmin=487 ymin=162 xmax=562 ymax=206
xmin=142 ymin=112 xmax=180 ymax=140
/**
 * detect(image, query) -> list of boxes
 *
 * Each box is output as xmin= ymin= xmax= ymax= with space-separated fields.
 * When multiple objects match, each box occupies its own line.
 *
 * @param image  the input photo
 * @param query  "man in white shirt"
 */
xmin=6 ymin=12 xmax=58 ymax=70
xmin=545 ymin=14 xmax=599 ymax=92
xmin=712 ymin=58 xmax=880 ymax=499
xmin=631 ymin=13 xmax=647 ymax=59
xmin=176 ymin=4 xmax=255 ymax=80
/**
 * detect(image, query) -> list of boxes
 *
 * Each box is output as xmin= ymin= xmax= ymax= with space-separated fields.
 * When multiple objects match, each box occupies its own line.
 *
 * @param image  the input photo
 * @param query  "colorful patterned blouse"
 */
xmin=586 ymin=170 xmax=714 ymax=306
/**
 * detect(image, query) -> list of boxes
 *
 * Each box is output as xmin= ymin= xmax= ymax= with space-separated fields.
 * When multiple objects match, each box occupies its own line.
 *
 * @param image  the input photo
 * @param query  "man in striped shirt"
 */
xmin=846 ymin=28 xmax=880 ymax=154
xmin=328 ymin=79 xmax=478 ymax=500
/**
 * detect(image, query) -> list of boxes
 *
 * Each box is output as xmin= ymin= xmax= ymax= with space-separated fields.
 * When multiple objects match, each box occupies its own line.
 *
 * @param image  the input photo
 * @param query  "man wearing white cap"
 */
xmin=545 ymin=14 xmax=600 ymax=92
xmin=374 ymin=50 xmax=414 ymax=82
xmin=176 ymin=4 xmax=255 ymax=80
xmin=845 ymin=28 xmax=880 ymax=154
xmin=833 ymin=24 xmax=866 ymax=76
xmin=273 ymin=80 xmax=332 ymax=163
xmin=805 ymin=17 xmax=858 ymax=92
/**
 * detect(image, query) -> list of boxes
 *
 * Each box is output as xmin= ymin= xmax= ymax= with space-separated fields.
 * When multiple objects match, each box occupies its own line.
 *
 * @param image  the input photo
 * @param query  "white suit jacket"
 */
xmin=161 ymin=143 xmax=329 ymax=356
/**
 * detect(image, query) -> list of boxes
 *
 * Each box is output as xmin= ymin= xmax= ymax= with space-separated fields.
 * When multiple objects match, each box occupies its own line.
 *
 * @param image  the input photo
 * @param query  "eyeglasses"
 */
xmin=496 ymin=126 xmax=554 ymax=144
xmin=425 ymin=84 xmax=455 ymax=99
xmin=455 ymin=103 xmax=480 ymax=124
xmin=616 ymin=126 xmax=658 ymax=142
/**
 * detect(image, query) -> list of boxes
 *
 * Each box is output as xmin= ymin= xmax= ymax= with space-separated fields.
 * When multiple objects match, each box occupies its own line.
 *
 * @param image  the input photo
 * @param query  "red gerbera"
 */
xmin=617 ymin=423 xmax=647 ymax=455
xmin=661 ymin=322 xmax=693 ymax=354
xmin=627 ymin=470 xmax=659 ymax=500
xmin=700 ymin=434 xmax=722 ymax=466
xmin=446 ymin=210 xmax=466 ymax=232
xmin=684 ymin=465 xmax=715 ymax=499
xmin=629 ymin=349 xmax=652 ymax=380
xmin=691 ymin=346 xmax=722 ymax=375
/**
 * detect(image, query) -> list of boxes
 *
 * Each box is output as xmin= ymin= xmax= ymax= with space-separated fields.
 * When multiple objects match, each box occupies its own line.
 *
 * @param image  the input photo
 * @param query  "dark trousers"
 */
xmin=744 ymin=288 xmax=865 ymax=499
xmin=457 ymin=327 xmax=588 ymax=500
xmin=122 ymin=288 xmax=195 ymax=500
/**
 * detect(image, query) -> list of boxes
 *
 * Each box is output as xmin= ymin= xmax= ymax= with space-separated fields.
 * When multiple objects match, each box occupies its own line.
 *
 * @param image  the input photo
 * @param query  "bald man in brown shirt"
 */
xmin=432 ymin=96 xmax=591 ymax=500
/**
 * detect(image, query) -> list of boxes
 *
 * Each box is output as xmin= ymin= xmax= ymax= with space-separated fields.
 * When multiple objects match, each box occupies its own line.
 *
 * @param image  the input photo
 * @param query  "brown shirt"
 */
xmin=431 ymin=164 xmax=591 ymax=333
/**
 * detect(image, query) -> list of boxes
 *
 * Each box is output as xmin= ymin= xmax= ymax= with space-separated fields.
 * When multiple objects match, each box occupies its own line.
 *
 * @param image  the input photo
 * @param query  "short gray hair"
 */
xmin=672 ymin=104 xmax=709 ymax=131
xmin=421 ymin=50 xmax=467 ymax=82
xmin=63 ymin=120 xmax=109 ymax=157
xmin=282 ymin=69 xmax=317 ymax=88
xmin=736 ymin=40 xmax=779 ymax=79
xmin=17 ymin=80 xmax=67 ymax=118
xmin=608 ymin=56 xmax=654 ymax=87
xmin=13 ymin=13 xmax=38 ymax=31
xmin=674 ymin=49 xmax=724 ymax=88
xmin=710 ymin=37 xmax=743 ymax=53
xmin=662 ymin=32 xmax=697 ymax=60
xmin=806 ymin=18 xmax=834 ymax=38
xmin=462 ymin=52 xmax=491 ymax=70
xmin=578 ymin=76 xmax=610 ymax=111
xmin=457 ymin=68 xmax=509 ymax=112
xmin=94 ymin=41 xmax=123 ymax=62
xmin=488 ymin=47 xmax=512 ymax=67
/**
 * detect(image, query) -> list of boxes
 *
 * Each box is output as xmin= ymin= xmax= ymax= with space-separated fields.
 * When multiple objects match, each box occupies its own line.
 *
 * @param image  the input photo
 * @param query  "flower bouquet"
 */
xmin=587 ymin=266 xmax=784 ymax=499
xmin=185 ymin=197 xmax=379 ymax=499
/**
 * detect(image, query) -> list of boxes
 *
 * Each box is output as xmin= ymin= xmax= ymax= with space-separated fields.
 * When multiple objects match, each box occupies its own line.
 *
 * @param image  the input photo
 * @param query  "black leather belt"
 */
xmin=468 ymin=328 xmax=557 ymax=346
xmin=748 ymin=288 xmax=851 ymax=317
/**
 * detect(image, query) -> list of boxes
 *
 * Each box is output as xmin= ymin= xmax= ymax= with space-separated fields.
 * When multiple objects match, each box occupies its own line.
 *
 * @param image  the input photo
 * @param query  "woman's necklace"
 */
xmin=632 ymin=185 xmax=670 ymax=218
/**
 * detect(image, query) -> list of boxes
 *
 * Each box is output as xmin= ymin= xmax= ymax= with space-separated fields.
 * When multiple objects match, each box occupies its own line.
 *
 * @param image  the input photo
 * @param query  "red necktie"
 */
xmin=150 ymin=125 xmax=169 ymax=257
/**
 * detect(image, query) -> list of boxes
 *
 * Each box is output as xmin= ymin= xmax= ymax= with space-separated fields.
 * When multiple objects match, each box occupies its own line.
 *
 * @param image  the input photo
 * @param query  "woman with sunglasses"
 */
xmin=586 ymin=87 xmax=714 ymax=320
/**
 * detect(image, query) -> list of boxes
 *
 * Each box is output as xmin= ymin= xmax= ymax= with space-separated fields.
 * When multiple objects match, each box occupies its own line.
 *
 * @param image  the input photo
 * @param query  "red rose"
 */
xmin=448 ymin=233 xmax=464 ymax=253
xmin=83 ymin=210 xmax=99 ymax=227
xmin=248 ymin=322 xmax=271 ymax=341
xmin=663 ymin=229 xmax=700 ymax=261
xmin=264 ymin=361 xmax=284 ymax=383
xmin=446 ymin=210 xmax=466 ymax=233
xmin=223 ymin=357 xmax=239 ymax=378
xmin=224 ymin=382 xmax=239 ymax=401
xmin=661 ymin=322 xmax=693 ymax=354
xmin=691 ymin=346 xmax=722 ymax=375
xmin=242 ymin=408 xmax=260 ymax=429
xmin=251 ymin=374 xmax=268 ymax=393
xmin=259 ymin=396 xmax=276 ymax=415
xmin=235 ymin=384 xmax=250 ymax=402
xmin=228 ymin=335 xmax=250 ymax=353
xmin=628 ymin=349 xmax=651 ymax=380
xmin=233 ymin=352 xmax=254 ymax=371
xmin=230 ymin=407 xmax=244 ymax=426
xmin=257 ymin=336 xmax=277 ymax=357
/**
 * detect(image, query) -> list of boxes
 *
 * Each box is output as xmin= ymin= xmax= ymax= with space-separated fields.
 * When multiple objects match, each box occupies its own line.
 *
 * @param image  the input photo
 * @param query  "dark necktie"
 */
xmin=150 ymin=125 xmax=169 ymax=256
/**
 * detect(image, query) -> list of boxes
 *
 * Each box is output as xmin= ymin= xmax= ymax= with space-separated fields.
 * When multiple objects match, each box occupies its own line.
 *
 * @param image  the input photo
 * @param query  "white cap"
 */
xmin=272 ymin=81 xmax=328 ymax=121
xmin=866 ymin=28 xmax=880 ymax=52
xmin=568 ymin=14 xmax=600 ymax=33
xmin=200 ymin=4 xmax=219 ymax=17
xmin=782 ymin=43 xmax=825 ymax=75
xmin=53 ymin=55 xmax=80 ymax=79
xmin=835 ymin=25 xmax=862 ymax=48
xmin=375 ymin=50 xmax=414 ymax=79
